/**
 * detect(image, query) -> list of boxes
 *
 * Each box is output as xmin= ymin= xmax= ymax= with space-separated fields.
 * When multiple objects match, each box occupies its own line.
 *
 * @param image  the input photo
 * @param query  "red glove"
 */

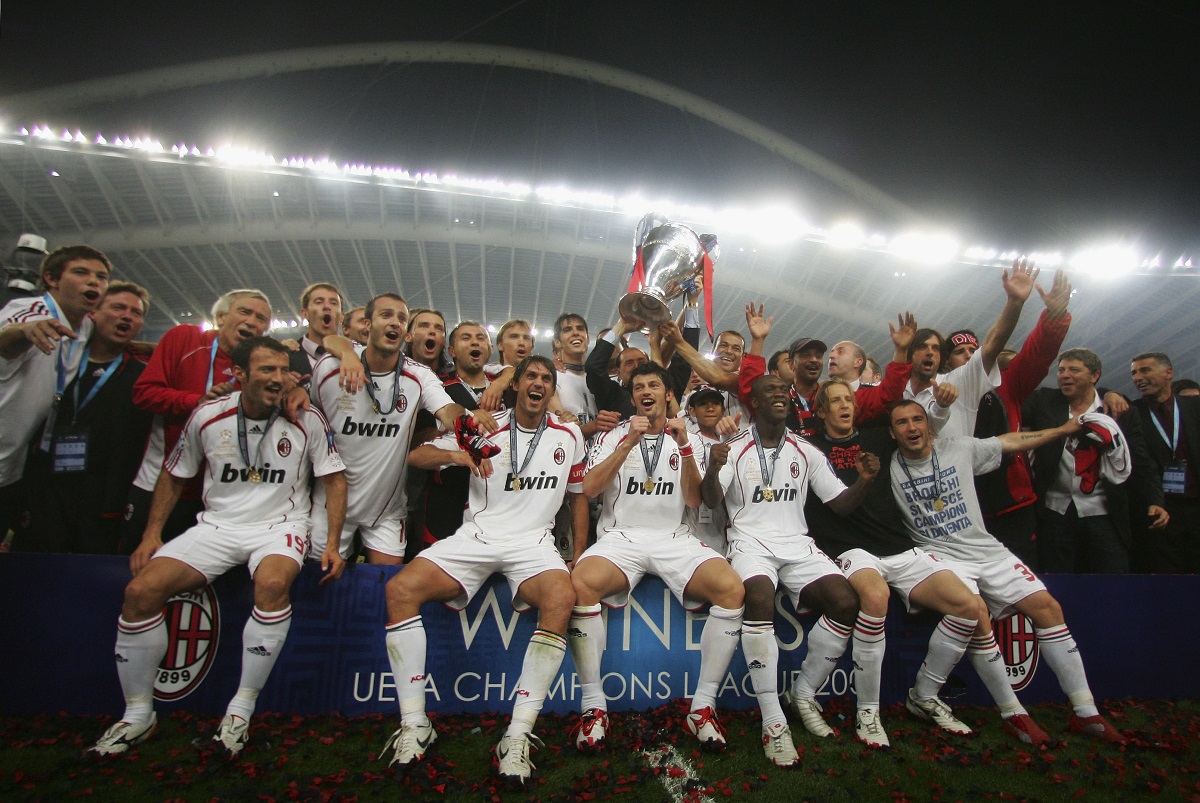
xmin=455 ymin=414 xmax=500 ymax=461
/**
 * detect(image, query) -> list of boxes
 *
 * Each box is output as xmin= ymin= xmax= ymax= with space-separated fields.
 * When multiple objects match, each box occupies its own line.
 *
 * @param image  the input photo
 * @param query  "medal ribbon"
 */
xmin=237 ymin=395 xmax=282 ymax=474
xmin=898 ymin=447 xmax=944 ymax=503
xmin=752 ymin=425 xmax=783 ymax=490
xmin=364 ymin=357 xmax=403 ymax=414
xmin=509 ymin=413 xmax=548 ymax=486
xmin=639 ymin=432 xmax=665 ymax=481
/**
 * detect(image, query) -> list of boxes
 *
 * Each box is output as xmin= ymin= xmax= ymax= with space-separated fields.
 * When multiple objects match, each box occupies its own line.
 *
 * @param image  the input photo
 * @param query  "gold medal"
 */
xmin=248 ymin=468 xmax=262 ymax=483
xmin=763 ymin=487 xmax=775 ymax=501
xmin=643 ymin=478 xmax=656 ymax=494
xmin=933 ymin=497 xmax=945 ymax=511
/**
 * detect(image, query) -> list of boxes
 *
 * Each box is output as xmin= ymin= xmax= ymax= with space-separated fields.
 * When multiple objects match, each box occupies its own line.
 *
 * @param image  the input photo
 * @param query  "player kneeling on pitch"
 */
xmin=380 ymin=356 xmax=586 ymax=790
xmin=887 ymin=399 xmax=1126 ymax=745
xmin=89 ymin=337 xmax=348 ymax=759
xmin=568 ymin=363 xmax=745 ymax=755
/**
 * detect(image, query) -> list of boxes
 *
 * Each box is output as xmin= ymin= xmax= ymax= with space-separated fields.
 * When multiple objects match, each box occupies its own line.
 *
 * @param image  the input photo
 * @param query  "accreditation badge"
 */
xmin=1163 ymin=461 xmax=1188 ymax=495
xmin=51 ymin=427 xmax=89 ymax=473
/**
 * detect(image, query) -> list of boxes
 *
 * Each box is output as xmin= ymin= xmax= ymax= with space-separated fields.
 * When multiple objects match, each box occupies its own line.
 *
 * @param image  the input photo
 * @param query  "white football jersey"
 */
xmin=684 ymin=429 xmax=729 ymax=552
xmin=587 ymin=421 xmax=703 ymax=540
xmin=165 ymin=393 xmax=345 ymax=529
xmin=426 ymin=409 xmax=586 ymax=543
xmin=311 ymin=351 xmax=454 ymax=527
xmin=556 ymin=370 xmax=597 ymax=429
xmin=717 ymin=428 xmax=846 ymax=552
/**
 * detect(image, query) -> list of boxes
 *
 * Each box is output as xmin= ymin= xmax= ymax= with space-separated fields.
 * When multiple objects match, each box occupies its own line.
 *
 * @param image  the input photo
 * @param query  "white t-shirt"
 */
xmin=717 ymin=428 xmax=847 ymax=552
xmin=685 ymin=429 xmax=729 ymax=552
xmin=889 ymin=436 xmax=1010 ymax=563
xmin=426 ymin=409 xmax=586 ymax=544
xmin=556 ymin=370 xmax=597 ymax=429
xmin=165 ymin=393 xmax=345 ymax=529
xmin=0 ymin=294 xmax=93 ymax=486
xmin=904 ymin=349 xmax=1001 ymax=438
xmin=587 ymin=421 xmax=704 ymax=540
xmin=312 ymin=350 xmax=455 ymax=527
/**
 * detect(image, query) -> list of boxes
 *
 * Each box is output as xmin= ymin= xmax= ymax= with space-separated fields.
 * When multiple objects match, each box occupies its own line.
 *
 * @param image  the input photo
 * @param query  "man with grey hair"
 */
xmin=121 ymin=289 xmax=273 ymax=550
xmin=1024 ymin=348 xmax=1166 ymax=573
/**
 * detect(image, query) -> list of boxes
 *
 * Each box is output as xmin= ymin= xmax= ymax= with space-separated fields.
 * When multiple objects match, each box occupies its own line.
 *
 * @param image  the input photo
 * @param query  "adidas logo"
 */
xmin=747 ymin=659 xmax=767 ymax=670
xmin=249 ymin=425 xmax=263 ymax=434
xmin=115 ymin=653 xmax=129 ymax=663
xmin=372 ymin=381 xmax=381 ymax=390
xmin=567 ymin=628 xmax=585 ymax=638
xmin=246 ymin=645 xmax=271 ymax=657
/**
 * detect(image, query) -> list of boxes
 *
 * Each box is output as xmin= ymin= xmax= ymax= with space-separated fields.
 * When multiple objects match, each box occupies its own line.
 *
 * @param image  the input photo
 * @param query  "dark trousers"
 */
xmin=985 ymin=504 xmax=1038 ymax=570
xmin=1036 ymin=503 xmax=1129 ymax=574
xmin=1134 ymin=496 xmax=1200 ymax=573
xmin=118 ymin=484 xmax=203 ymax=555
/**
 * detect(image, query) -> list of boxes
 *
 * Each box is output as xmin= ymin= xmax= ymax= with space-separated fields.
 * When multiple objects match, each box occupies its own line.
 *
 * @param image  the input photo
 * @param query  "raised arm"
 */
xmin=980 ymin=258 xmax=1038 ymax=373
xmin=658 ymin=320 xmax=737 ymax=393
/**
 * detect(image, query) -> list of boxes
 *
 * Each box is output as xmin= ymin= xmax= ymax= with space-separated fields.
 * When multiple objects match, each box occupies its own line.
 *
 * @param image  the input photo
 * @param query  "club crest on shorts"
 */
xmin=155 ymin=585 xmax=221 ymax=701
xmin=669 ymin=452 xmax=680 ymax=470
xmin=553 ymin=446 xmax=566 ymax=465
xmin=277 ymin=437 xmax=292 ymax=457
xmin=993 ymin=613 xmax=1039 ymax=691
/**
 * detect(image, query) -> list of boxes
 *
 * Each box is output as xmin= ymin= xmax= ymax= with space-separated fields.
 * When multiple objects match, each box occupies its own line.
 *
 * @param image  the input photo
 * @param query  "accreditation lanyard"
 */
xmin=237 ymin=398 xmax=281 ymax=482
xmin=39 ymin=294 xmax=84 ymax=451
xmin=1150 ymin=401 xmax=1180 ymax=455
xmin=898 ymin=448 xmax=946 ymax=510
xmin=205 ymin=339 xmax=220 ymax=390
xmin=752 ymin=426 xmax=783 ymax=498
xmin=71 ymin=350 xmax=123 ymax=425
xmin=509 ymin=414 xmax=547 ymax=488
xmin=364 ymin=358 xmax=403 ymax=414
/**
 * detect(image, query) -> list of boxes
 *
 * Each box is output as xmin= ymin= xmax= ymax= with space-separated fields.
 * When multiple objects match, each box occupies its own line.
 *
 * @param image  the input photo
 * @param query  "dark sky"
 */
xmin=2 ymin=1 xmax=1198 ymax=255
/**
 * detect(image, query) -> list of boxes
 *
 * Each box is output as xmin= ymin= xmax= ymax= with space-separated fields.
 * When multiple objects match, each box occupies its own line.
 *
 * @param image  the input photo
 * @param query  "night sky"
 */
xmin=2 ymin=1 xmax=1197 ymax=255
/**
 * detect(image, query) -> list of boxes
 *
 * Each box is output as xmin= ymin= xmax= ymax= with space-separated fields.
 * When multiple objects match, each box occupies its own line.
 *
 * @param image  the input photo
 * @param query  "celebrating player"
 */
xmin=379 ymin=356 xmax=585 ymax=789
xmin=88 ymin=337 xmax=347 ymax=758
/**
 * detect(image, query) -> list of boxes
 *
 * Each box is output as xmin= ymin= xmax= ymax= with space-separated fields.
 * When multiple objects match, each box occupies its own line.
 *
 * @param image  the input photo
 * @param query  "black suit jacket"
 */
xmin=1022 ymin=386 xmax=1162 ymax=547
xmin=1130 ymin=393 xmax=1200 ymax=499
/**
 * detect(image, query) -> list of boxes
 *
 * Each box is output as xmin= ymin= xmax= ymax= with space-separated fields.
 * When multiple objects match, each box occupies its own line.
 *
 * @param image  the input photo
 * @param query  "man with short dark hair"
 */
xmin=14 ymin=282 xmax=153 ymax=554
xmin=88 ymin=336 xmax=347 ymax=759
xmin=1024 ymin=348 xmax=1166 ymax=573
xmin=569 ymin=362 xmax=744 ymax=755
xmin=887 ymin=399 xmax=1126 ymax=744
xmin=0 ymin=244 xmax=111 ymax=531
xmin=703 ymin=374 xmax=878 ymax=765
xmin=381 ymin=356 xmax=585 ymax=789
xmin=1129 ymin=351 xmax=1200 ymax=572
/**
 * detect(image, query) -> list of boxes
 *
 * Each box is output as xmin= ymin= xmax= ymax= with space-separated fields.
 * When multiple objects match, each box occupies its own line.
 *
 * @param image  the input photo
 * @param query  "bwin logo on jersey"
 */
xmin=751 ymin=485 xmax=797 ymax=503
xmin=505 ymin=472 xmax=559 ymax=491
xmin=155 ymin=586 xmax=220 ymax=702
xmin=625 ymin=477 xmax=675 ymax=495
xmin=341 ymin=416 xmax=401 ymax=438
xmin=220 ymin=463 xmax=286 ymax=483
xmin=993 ymin=613 xmax=1040 ymax=691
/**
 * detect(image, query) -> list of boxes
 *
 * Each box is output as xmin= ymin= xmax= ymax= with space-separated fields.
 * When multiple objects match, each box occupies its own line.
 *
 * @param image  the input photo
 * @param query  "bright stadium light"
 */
xmin=826 ymin=221 xmax=866 ymax=250
xmin=889 ymin=231 xmax=959 ymax=265
xmin=1070 ymin=243 xmax=1138 ymax=278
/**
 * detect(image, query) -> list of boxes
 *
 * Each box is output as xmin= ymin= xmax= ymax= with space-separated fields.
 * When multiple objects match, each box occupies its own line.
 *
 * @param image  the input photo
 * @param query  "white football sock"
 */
xmin=506 ymin=629 xmax=567 ymax=738
xmin=913 ymin=614 xmax=976 ymax=700
xmin=567 ymin=604 xmax=606 ymax=711
xmin=691 ymin=605 xmax=743 ymax=712
xmin=385 ymin=615 xmax=429 ymax=725
xmin=115 ymin=613 xmax=168 ymax=725
xmin=968 ymin=632 xmax=1026 ymax=717
xmin=1036 ymin=625 xmax=1099 ymax=717
xmin=852 ymin=613 xmax=887 ymax=709
xmin=226 ymin=606 xmax=292 ymax=721
xmin=791 ymin=615 xmax=852 ymax=699
xmin=741 ymin=621 xmax=785 ymax=728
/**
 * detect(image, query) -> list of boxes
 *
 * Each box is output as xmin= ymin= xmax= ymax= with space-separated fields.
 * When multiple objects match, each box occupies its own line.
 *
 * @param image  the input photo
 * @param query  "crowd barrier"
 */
xmin=0 ymin=554 xmax=1192 ymax=716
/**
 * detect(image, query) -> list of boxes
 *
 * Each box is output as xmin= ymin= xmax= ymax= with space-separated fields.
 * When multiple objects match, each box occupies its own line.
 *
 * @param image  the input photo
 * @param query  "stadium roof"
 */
xmin=2 ymin=127 xmax=1198 ymax=393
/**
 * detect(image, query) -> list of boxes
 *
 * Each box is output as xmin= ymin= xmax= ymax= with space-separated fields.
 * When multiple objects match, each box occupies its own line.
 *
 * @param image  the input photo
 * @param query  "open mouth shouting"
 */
xmin=383 ymin=328 xmax=402 ymax=345
xmin=114 ymin=321 xmax=132 ymax=336
xmin=82 ymin=290 xmax=101 ymax=305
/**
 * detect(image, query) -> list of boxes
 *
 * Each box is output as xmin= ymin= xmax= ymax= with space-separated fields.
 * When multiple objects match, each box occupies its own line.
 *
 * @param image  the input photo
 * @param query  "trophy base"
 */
xmin=618 ymin=291 xmax=671 ymax=329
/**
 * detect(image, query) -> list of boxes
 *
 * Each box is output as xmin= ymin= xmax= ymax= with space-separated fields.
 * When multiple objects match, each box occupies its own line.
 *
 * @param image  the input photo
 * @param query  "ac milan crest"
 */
xmin=155 ymin=585 xmax=221 ymax=701
xmin=553 ymin=446 xmax=566 ymax=465
xmin=993 ymin=613 xmax=1039 ymax=691
xmin=669 ymin=453 xmax=680 ymax=470
xmin=277 ymin=437 xmax=292 ymax=457
xmin=397 ymin=394 xmax=408 ymax=413
xmin=790 ymin=461 xmax=800 ymax=478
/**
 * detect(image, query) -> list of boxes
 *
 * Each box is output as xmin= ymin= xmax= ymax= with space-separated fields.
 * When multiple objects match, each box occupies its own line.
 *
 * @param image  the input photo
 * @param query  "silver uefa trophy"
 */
xmin=619 ymin=222 xmax=709 ymax=329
